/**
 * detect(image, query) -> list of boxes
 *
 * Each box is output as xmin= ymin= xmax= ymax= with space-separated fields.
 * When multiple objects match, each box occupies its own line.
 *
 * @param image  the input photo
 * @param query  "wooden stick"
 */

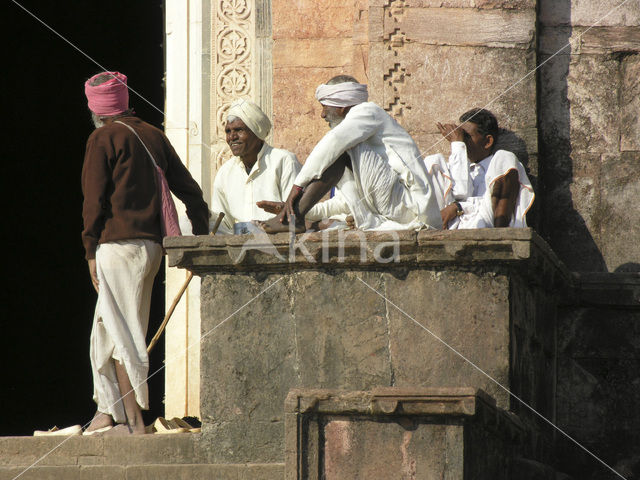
xmin=147 ymin=212 xmax=225 ymax=353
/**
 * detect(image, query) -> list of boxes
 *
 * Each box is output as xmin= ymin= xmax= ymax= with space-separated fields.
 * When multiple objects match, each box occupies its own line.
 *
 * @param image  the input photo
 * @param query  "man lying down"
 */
xmin=256 ymin=75 xmax=442 ymax=233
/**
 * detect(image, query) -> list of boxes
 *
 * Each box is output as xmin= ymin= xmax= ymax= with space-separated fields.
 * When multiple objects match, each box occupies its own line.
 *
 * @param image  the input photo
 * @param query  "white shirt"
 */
xmin=211 ymin=144 xmax=300 ymax=234
xmin=447 ymin=141 xmax=535 ymax=228
xmin=294 ymin=102 xmax=442 ymax=229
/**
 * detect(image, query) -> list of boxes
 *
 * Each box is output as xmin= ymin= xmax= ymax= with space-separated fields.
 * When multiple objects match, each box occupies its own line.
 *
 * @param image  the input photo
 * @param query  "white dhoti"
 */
xmin=337 ymin=144 xmax=425 ymax=230
xmin=90 ymin=239 xmax=162 ymax=423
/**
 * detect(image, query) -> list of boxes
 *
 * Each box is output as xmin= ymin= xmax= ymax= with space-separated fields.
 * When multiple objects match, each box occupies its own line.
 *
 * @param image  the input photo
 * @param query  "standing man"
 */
xmin=435 ymin=108 xmax=534 ymax=229
xmin=82 ymin=72 xmax=209 ymax=435
xmin=258 ymin=75 xmax=442 ymax=233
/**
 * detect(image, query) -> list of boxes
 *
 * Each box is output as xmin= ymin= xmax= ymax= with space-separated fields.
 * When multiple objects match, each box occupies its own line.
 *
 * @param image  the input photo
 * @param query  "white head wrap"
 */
xmin=315 ymin=82 xmax=369 ymax=107
xmin=227 ymin=98 xmax=271 ymax=140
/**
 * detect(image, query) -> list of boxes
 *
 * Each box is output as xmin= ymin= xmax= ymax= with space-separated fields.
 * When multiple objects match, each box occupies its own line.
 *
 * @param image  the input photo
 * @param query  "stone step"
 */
xmin=0 ymin=464 xmax=284 ymax=480
xmin=0 ymin=435 xmax=283 ymax=480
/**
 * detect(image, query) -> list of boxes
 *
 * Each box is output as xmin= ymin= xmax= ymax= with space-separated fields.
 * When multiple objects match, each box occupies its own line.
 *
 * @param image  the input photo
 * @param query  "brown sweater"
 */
xmin=82 ymin=116 xmax=209 ymax=259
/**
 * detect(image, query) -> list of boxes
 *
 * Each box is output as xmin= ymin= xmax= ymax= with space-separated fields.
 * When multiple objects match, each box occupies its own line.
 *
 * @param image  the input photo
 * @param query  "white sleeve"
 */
xmin=211 ymin=169 xmax=235 ymax=234
xmin=448 ymin=141 xmax=473 ymax=200
xmin=294 ymin=105 xmax=380 ymax=187
xmin=279 ymin=151 xmax=301 ymax=199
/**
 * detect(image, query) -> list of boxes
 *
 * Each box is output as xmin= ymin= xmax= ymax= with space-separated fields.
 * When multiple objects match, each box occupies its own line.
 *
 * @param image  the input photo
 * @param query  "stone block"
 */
xmin=405 ymin=0 xmax=535 ymax=8
xmin=273 ymin=38 xmax=353 ymax=68
xmin=621 ymin=54 xmax=640 ymax=152
xmin=597 ymin=152 xmax=640 ymax=272
xmin=377 ymin=45 xmax=537 ymax=149
xmin=272 ymin=0 xmax=355 ymax=40
xmin=384 ymin=270 xmax=512 ymax=408
xmin=567 ymin=55 xmax=620 ymax=154
xmin=102 ymin=435 xmax=200 ymax=465
xmin=386 ymin=7 xmax=536 ymax=47
xmin=0 ymin=465 xmax=126 ymax=480
xmin=556 ymin=303 xmax=640 ymax=480
xmin=0 ymin=436 xmax=104 ymax=467
xmin=284 ymin=388 xmax=525 ymax=480
xmin=579 ymin=26 xmax=640 ymax=54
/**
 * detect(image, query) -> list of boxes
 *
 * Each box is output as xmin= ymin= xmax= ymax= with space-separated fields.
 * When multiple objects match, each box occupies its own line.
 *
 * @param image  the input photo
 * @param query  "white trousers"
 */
xmin=89 ymin=239 xmax=162 ymax=423
xmin=338 ymin=144 xmax=423 ymax=230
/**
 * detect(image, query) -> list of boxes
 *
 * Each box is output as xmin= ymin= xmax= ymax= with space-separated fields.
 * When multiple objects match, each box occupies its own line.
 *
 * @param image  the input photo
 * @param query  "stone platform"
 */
xmin=165 ymin=228 xmax=569 ymax=465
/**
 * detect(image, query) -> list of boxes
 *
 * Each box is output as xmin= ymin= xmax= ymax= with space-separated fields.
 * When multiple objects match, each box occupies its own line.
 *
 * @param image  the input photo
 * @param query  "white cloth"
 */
xmin=90 ymin=239 xmax=162 ymax=423
xmin=426 ymin=141 xmax=535 ymax=228
xmin=227 ymin=98 xmax=271 ymax=140
xmin=294 ymin=102 xmax=442 ymax=230
xmin=315 ymin=82 xmax=369 ymax=107
xmin=211 ymin=144 xmax=301 ymax=234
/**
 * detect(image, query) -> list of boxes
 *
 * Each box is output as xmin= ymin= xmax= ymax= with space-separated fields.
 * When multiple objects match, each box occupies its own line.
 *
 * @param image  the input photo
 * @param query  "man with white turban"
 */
xmin=211 ymin=99 xmax=304 ymax=234
xmin=257 ymin=75 xmax=442 ymax=233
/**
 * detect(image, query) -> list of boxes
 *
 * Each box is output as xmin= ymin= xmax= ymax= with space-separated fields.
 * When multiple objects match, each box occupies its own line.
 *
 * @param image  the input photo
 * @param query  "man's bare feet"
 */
xmin=86 ymin=411 xmax=113 ymax=433
xmin=257 ymin=215 xmax=306 ymax=233
xmin=102 ymin=422 xmax=146 ymax=436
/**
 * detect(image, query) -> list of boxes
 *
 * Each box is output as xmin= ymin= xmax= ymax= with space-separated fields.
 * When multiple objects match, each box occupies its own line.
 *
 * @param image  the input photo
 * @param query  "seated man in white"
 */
xmin=428 ymin=108 xmax=534 ymax=229
xmin=211 ymin=99 xmax=302 ymax=234
xmin=258 ymin=75 xmax=441 ymax=233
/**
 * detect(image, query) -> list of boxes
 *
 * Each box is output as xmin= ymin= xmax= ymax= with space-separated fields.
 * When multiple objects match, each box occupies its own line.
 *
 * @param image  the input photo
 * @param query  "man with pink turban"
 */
xmin=81 ymin=72 xmax=209 ymax=435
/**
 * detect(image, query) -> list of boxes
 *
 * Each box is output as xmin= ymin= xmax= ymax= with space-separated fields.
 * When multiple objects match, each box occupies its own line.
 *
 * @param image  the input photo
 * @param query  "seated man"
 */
xmin=431 ymin=108 xmax=534 ymax=229
xmin=211 ymin=99 xmax=302 ymax=234
xmin=258 ymin=75 xmax=442 ymax=233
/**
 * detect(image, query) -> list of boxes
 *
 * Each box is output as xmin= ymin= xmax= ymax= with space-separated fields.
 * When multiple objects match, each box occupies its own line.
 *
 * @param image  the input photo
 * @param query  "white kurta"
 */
xmin=425 ymin=142 xmax=534 ymax=228
xmin=211 ymin=144 xmax=301 ymax=234
xmin=90 ymin=239 xmax=162 ymax=423
xmin=294 ymin=102 xmax=442 ymax=230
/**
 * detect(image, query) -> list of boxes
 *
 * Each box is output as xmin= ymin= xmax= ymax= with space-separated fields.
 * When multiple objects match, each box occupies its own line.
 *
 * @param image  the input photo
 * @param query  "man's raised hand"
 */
xmin=436 ymin=122 xmax=464 ymax=143
xmin=256 ymin=200 xmax=284 ymax=214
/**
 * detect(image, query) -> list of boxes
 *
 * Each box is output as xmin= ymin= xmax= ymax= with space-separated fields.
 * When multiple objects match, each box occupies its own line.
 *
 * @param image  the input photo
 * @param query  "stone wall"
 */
xmin=555 ymin=273 xmax=640 ymax=480
xmin=165 ymin=229 xmax=565 ymax=464
xmin=538 ymin=0 xmax=640 ymax=272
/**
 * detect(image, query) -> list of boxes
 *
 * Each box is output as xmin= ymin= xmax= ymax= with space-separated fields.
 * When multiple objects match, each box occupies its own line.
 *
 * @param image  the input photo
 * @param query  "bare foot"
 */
xmin=257 ymin=216 xmax=305 ymax=233
xmin=103 ymin=423 xmax=146 ymax=436
xmin=86 ymin=411 xmax=113 ymax=432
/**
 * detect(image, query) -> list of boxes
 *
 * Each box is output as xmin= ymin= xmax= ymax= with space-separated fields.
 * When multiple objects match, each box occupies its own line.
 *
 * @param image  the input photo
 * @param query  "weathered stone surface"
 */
xmin=284 ymin=388 xmax=527 ymax=480
xmin=597 ymin=152 xmax=640 ymax=271
xmin=556 ymin=301 xmax=640 ymax=480
xmin=0 ymin=465 xmax=126 ymax=480
xmin=621 ymin=54 xmax=640 ymax=152
xmin=384 ymin=270 xmax=512 ymax=408
xmin=404 ymin=0 xmax=535 ymax=8
xmin=272 ymin=0 xmax=354 ymax=39
xmin=164 ymin=230 xmax=567 ymax=464
xmin=385 ymin=7 xmax=536 ymax=47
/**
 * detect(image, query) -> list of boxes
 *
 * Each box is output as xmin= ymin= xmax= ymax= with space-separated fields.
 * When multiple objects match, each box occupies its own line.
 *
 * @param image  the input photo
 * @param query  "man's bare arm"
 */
xmin=492 ymin=169 xmax=519 ymax=227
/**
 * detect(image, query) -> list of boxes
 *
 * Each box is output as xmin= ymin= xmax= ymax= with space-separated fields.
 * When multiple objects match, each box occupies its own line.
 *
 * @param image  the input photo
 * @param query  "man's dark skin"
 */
xmin=436 ymin=120 xmax=519 ymax=229
xmin=225 ymin=118 xmax=264 ymax=174
xmin=257 ymin=104 xmax=353 ymax=233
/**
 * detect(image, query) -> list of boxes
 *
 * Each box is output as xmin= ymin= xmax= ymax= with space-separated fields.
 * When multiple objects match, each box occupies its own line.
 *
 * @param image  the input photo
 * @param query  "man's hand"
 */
xmin=436 ymin=122 xmax=464 ymax=143
xmin=88 ymin=259 xmax=99 ymax=293
xmin=440 ymin=204 xmax=459 ymax=230
xmin=282 ymin=186 xmax=303 ymax=224
xmin=256 ymin=200 xmax=284 ymax=214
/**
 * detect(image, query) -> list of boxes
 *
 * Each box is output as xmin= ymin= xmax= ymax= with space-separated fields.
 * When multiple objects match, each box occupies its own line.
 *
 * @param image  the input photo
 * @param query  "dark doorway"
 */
xmin=2 ymin=1 xmax=166 ymax=435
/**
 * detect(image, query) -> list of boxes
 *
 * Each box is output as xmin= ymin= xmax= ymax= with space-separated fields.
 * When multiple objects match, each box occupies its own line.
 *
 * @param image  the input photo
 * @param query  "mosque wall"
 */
xmin=163 ymin=0 xmax=640 ymax=424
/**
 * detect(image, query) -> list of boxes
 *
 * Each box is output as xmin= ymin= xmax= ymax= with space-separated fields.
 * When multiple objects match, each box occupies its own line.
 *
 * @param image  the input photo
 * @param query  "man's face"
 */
xmin=225 ymin=119 xmax=262 ymax=158
xmin=460 ymin=122 xmax=493 ymax=163
xmin=321 ymin=104 xmax=346 ymax=129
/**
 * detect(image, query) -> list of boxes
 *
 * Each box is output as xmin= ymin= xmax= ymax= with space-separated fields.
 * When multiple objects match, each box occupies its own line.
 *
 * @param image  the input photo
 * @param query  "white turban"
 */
xmin=315 ymin=82 xmax=369 ymax=107
xmin=227 ymin=99 xmax=271 ymax=140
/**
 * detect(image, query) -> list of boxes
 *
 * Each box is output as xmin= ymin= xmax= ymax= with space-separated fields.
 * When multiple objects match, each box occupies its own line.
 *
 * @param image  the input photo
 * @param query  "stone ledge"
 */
xmin=573 ymin=272 xmax=640 ymax=307
xmin=165 ymin=228 xmax=571 ymax=285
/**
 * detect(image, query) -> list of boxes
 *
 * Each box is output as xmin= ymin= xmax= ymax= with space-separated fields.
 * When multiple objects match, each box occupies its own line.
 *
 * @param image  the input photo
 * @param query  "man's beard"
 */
xmin=91 ymin=112 xmax=104 ymax=129
xmin=325 ymin=110 xmax=344 ymax=129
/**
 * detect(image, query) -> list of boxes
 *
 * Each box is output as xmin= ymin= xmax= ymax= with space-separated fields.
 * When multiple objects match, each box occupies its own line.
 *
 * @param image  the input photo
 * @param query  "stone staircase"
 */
xmin=0 ymin=435 xmax=283 ymax=480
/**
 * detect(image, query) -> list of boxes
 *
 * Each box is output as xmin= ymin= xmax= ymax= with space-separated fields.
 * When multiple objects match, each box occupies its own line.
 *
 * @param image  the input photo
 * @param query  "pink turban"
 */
xmin=84 ymin=72 xmax=129 ymax=116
